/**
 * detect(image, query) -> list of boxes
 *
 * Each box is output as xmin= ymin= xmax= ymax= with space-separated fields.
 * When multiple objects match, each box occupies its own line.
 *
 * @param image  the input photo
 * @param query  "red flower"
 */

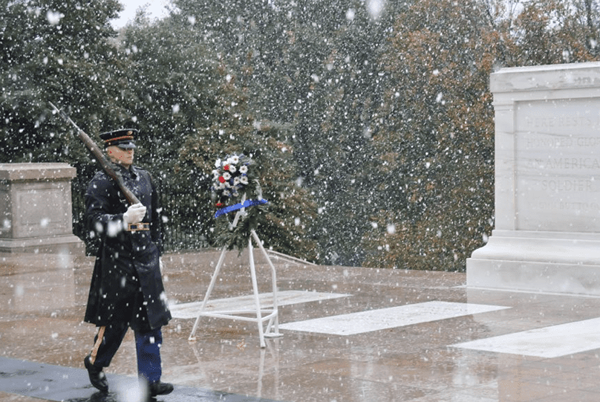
xmin=224 ymin=164 xmax=230 ymax=171
xmin=218 ymin=176 xmax=226 ymax=183
xmin=216 ymin=202 xmax=224 ymax=208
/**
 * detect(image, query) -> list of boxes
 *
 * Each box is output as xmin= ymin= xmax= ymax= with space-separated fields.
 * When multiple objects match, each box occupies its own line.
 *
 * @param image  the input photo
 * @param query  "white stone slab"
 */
xmin=169 ymin=290 xmax=350 ymax=319
xmin=452 ymin=317 xmax=600 ymax=358
xmin=467 ymin=62 xmax=600 ymax=296
xmin=0 ymin=163 xmax=84 ymax=254
xmin=278 ymin=301 xmax=509 ymax=336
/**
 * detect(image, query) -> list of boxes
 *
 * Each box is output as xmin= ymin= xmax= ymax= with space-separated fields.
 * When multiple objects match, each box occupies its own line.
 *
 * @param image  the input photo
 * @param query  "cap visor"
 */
xmin=117 ymin=142 xmax=136 ymax=149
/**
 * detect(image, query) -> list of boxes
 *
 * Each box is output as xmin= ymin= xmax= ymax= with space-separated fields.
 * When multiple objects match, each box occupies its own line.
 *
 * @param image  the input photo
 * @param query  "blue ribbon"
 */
xmin=214 ymin=199 xmax=268 ymax=218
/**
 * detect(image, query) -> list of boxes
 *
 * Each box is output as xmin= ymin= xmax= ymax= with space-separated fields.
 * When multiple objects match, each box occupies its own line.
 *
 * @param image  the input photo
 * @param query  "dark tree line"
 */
xmin=3 ymin=0 xmax=600 ymax=269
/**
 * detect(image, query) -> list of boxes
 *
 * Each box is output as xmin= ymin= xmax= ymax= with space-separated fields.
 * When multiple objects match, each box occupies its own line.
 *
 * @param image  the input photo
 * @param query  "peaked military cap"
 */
xmin=100 ymin=128 xmax=138 ymax=149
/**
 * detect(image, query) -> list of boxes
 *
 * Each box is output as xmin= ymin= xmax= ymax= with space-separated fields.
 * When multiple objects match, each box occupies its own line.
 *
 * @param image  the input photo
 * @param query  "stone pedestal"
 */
xmin=0 ymin=163 xmax=85 ymax=255
xmin=467 ymin=62 xmax=600 ymax=296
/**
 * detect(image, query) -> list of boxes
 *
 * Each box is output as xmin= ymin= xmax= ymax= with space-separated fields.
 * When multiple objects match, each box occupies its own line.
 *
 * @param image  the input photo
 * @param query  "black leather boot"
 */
xmin=149 ymin=381 xmax=174 ymax=396
xmin=84 ymin=355 xmax=109 ymax=393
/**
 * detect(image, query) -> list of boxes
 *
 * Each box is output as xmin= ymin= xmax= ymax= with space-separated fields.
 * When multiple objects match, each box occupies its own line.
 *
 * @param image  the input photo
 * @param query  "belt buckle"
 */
xmin=128 ymin=223 xmax=149 ymax=232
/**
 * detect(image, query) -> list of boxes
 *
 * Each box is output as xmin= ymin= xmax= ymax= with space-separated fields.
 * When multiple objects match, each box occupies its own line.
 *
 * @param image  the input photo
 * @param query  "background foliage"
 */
xmin=2 ymin=0 xmax=600 ymax=270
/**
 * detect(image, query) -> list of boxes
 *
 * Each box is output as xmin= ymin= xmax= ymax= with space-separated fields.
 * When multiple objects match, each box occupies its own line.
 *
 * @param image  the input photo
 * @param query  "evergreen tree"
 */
xmin=1 ymin=0 xmax=132 ymax=245
xmin=172 ymin=0 xmax=409 ymax=265
xmin=6 ymin=0 xmax=600 ymax=267
xmin=176 ymin=61 xmax=320 ymax=260
xmin=120 ymin=10 xmax=320 ymax=259
xmin=362 ymin=0 xmax=499 ymax=271
xmin=288 ymin=1 xmax=407 ymax=265
xmin=1 ymin=0 xmax=127 ymax=159
xmin=117 ymin=14 xmax=221 ymax=249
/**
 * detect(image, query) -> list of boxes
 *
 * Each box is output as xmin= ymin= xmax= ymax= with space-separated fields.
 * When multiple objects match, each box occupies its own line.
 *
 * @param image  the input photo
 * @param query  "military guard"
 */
xmin=83 ymin=129 xmax=173 ymax=397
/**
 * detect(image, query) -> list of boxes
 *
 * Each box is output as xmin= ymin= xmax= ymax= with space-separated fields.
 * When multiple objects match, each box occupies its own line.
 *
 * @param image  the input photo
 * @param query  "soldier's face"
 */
xmin=107 ymin=145 xmax=134 ymax=168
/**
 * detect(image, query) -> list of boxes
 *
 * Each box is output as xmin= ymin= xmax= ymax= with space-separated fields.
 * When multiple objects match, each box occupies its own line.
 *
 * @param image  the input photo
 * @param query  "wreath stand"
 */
xmin=188 ymin=203 xmax=282 ymax=348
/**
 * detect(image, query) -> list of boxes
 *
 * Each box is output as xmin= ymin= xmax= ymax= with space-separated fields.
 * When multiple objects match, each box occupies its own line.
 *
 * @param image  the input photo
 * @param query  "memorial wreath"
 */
xmin=211 ymin=153 xmax=268 ymax=251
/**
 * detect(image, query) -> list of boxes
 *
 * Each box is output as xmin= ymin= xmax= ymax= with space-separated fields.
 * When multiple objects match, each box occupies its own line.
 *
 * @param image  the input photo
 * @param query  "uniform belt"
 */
xmin=127 ymin=223 xmax=150 ymax=232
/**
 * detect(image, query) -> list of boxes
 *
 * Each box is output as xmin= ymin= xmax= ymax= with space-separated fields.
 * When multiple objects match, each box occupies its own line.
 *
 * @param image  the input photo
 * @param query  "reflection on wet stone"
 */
xmin=1 ymin=250 xmax=600 ymax=401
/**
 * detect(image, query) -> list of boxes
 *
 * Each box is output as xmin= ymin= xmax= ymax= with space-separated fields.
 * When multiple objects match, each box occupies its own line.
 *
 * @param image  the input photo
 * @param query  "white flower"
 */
xmin=211 ymin=155 xmax=256 ymax=204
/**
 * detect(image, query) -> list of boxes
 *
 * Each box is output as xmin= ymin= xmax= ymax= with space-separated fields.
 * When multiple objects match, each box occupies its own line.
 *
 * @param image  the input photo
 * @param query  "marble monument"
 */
xmin=467 ymin=62 xmax=600 ymax=296
xmin=0 ymin=163 xmax=85 ymax=254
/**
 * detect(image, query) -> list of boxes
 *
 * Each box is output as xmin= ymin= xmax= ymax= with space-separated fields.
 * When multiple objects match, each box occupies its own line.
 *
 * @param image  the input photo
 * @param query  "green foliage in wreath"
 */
xmin=213 ymin=202 xmax=268 ymax=251
xmin=211 ymin=153 xmax=268 ymax=251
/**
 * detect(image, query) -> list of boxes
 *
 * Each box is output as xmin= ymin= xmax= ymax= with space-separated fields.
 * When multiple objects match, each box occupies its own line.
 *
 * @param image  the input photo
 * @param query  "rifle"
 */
xmin=49 ymin=102 xmax=140 ymax=205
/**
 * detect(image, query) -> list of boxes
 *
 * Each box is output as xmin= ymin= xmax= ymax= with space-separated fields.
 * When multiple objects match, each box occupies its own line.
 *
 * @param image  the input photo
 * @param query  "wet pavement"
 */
xmin=1 ymin=250 xmax=600 ymax=401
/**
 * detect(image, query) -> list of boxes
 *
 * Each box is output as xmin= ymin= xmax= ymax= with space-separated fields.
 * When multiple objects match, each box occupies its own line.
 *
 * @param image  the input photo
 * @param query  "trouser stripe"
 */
xmin=89 ymin=326 xmax=106 ymax=365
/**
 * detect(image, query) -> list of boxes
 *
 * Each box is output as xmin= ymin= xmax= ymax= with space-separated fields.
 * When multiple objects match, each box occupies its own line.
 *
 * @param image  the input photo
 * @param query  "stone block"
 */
xmin=0 ymin=163 xmax=85 ymax=255
xmin=467 ymin=62 xmax=600 ymax=296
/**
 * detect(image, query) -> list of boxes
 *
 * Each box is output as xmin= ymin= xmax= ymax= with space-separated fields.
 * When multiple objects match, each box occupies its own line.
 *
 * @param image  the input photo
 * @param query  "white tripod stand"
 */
xmin=188 ymin=200 xmax=282 ymax=348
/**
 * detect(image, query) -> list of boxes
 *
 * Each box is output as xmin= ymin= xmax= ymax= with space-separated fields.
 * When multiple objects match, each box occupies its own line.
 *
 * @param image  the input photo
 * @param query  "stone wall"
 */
xmin=0 ymin=163 xmax=85 ymax=255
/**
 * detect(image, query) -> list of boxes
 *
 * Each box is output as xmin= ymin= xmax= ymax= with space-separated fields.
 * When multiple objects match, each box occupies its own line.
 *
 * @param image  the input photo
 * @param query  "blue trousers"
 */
xmin=90 ymin=323 xmax=163 ymax=383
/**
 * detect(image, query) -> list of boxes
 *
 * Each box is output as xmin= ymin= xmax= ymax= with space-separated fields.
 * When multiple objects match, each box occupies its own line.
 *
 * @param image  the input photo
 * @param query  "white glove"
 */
xmin=123 ymin=203 xmax=147 ymax=225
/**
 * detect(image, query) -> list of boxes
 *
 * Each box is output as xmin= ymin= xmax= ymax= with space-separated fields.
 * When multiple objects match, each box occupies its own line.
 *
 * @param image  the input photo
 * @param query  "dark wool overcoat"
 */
xmin=84 ymin=165 xmax=171 ymax=331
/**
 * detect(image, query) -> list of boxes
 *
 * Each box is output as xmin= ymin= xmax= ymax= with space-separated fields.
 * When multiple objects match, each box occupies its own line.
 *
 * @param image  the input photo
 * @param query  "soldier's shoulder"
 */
xmin=133 ymin=166 xmax=154 ymax=182
xmin=133 ymin=165 xmax=149 ymax=175
xmin=91 ymin=170 xmax=112 ymax=183
xmin=91 ymin=170 xmax=110 ymax=180
xmin=87 ymin=170 xmax=111 ymax=191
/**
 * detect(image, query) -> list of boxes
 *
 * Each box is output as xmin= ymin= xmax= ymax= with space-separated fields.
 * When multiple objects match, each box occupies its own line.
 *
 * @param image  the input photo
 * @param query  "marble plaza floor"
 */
xmin=1 ymin=250 xmax=600 ymax=401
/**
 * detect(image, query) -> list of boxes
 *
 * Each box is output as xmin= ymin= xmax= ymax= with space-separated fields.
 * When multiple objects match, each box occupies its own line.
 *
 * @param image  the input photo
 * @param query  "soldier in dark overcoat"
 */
xmin=83 ymin=128 xmax=173 ymax=397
